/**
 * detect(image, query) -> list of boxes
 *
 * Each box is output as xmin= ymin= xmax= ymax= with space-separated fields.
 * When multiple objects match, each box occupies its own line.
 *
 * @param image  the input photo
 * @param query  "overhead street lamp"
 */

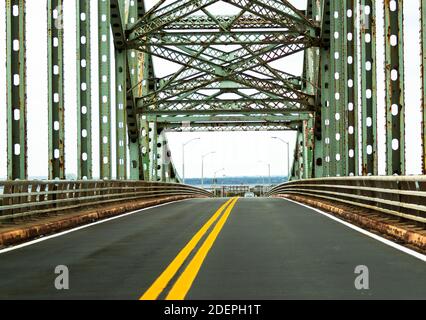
xmin=201 ymin=151 xmax=216 ymax=187
xmin=271 ymin=137 xmax=291 ymax=182
xmin=182 ymin=137 xmax=200 ymax=184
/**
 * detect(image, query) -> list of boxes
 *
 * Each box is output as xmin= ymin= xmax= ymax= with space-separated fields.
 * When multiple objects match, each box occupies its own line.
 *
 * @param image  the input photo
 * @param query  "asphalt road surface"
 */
xmin=0 ymin=197 xmax=425 ymax=300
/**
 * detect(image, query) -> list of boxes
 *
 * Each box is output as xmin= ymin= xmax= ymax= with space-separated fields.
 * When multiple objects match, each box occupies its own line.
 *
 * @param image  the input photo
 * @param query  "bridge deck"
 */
xmin=0 ymin=198 xmax=424 ymax=300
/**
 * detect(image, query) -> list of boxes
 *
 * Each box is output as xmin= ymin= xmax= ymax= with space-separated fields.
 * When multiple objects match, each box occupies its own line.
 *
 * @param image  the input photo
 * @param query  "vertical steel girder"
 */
xmin=157 ymin=131 xmax=168 ymax=181
xmin=128 ymin=0 xmax=143 ymax=180
xmin=294 ymin=129 xmax=304 ymax=180
xmin=98 ymin=0 xmax=112 ymax=180
xmin=140 ymin=56 xmax=152 ymax=181
xmin=114 ymin=0 xmax=128 ymax=180
xmin=421 ymin=0 xmax=426 ymax=174
xmin=320 ymin=0 xmax=331 ymax=177
xmin=47 ymin=0 xmax=65 ymax=180
xmin=6 ymin=0 xmax=27 ymax=180
xmin=111 ymin=0 xmax=146 ymax=180
xmin=303 ymin=119 xmax=313 ymax=179
xmin=345 ymin=0 xmax=358 ymax=176
xmin=330 ymin=0 xmax=347 ymax=177
xmin=328 ymin=0 xmax=338 ymax=176
xmin=115 ymin=48 xmax=128 ymax=179
xmin=384 ymin=0 xmax=405 ymax=175
xmin=305 ymin=0 xmax=320 ymax=179
xmin=360 ymin=0 xmax=378 ymax=175
xmin=76 ymin=0 xmax=92 ymax=179
xmin=150 ymin=122 xmax=159 ymax=181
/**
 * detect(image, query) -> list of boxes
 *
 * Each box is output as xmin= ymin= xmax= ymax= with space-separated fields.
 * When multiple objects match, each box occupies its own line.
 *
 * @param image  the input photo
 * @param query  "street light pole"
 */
xmin=213 ymin=168 xmax=225 ymax=197
xmin=182 ymin=138 xmax=200 ymax=184
xmin=201 ymin=151 xmax=216 ymax=187
xmin=272 ymin=137 xmax=290 ymax=182
xmin=258 ymin=161 xmax=270 ymax=196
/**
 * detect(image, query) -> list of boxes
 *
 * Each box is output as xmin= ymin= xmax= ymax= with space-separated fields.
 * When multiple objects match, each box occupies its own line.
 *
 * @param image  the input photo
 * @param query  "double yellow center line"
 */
xmin=140 ymin=197 xmax=239 ymax=300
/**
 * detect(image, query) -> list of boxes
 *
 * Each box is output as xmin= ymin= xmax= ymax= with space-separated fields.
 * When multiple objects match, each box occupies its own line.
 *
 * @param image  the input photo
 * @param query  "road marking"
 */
xmin=166 ymin=197 xmax=240 ymax=300
xmin=140 ymin=197 xmax=236 ymax=300
xmin=0 ymin=199 xmax=193 ymax=255
xmin=283 ymin=198 xmax=426 ymax=262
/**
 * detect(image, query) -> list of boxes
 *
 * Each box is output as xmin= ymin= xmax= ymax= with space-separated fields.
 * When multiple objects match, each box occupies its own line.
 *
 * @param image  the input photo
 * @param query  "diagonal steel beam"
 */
xmin=129 ymin=0 xmax=220 ymax=39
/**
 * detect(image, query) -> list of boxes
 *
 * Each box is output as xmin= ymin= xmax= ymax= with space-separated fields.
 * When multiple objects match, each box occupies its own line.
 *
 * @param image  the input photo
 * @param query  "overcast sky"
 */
xmin=0 ymin=0 xmax=422 ymax=179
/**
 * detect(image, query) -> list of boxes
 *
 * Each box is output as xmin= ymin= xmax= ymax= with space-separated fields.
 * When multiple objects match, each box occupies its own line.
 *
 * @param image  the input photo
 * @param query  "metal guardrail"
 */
xmin=266 ymin=176 xmax=426 ymax=224
xmin=0 ymin=180 xmax=212 ymax=221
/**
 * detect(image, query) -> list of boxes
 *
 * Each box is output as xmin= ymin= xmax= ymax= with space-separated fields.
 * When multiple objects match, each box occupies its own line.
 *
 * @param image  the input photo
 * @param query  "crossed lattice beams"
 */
xmin=127 ymin=0 xmax=319 ymax=120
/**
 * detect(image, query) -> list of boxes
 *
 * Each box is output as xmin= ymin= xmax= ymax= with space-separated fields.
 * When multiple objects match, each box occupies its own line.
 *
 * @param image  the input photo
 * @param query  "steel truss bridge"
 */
xmin=4 ymin=0 xmax=421 ymax=183
xmin=0 ymin=0 xmax=425 ymax=300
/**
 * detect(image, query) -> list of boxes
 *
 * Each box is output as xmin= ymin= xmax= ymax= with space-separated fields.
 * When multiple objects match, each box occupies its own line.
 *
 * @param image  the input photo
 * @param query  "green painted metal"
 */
xmin=140 ymin=118 xmax=151 ymax=181
xmin=328 ymin=0 xmax=338 ymax=177
xmin=421 ymin=0 xmax=426 ymax=174
xmin=98 ymin=0 xmax=112 ymax=180
xmin=6 ymin=0 xmax=27 ymax=180
xmin=330 ymin=0 xmax=347 ymax=177
xmin=304 ymin=0 xmax=319 ymax=179
xmin=140 ymin=53 xmax=153 ymax=181
xmin=345 ymin=0 xmax=358 ymax=176
xmin=4 ymin=0 xmax=418 ymax=184
xmin=294 ymin=129 xmax=304 ymax=180
xmin=319 ymin=0 xmax=331 ymax=178
xmin=360 ymin=0 xmax=378 ymax=176
xmin=76 ymin=0 xmax=92 ymax=179
xmin=150 ymin=121 xmax=159 ymax=182
xmin=115 ymin=48 xmax=128 ymax=179
xmin=47 ymin=0 xmax=65 ymax=180
xmin=384 ymin=0 xmax=405 ymax=175
xmin=157 ymin=130 xmax=167 ymax=182
xmin=128 ymin=0 xmax=319 ymax=124
xmin=127 ymin=0 xmax=142 ymax=180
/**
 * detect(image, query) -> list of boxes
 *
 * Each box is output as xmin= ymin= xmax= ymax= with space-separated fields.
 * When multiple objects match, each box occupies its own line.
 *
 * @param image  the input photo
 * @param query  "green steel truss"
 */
xmin=384 ymin=0 xmax=405 ymax=176
xmin=6 ymin=0 xmax=27 ymax=180
xmin=48 ymin=0 xmax=65 ymax=180
xmin=422 ymin=0 xmax=426 ymax=174
xmin=98 ymin=0 xmax=112 ymax=180
xmin=1 ymin=0 xmax=416 ymax=182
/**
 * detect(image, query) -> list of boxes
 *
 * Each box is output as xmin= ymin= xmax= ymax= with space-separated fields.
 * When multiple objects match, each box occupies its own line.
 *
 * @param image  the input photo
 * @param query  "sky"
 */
xmin=0 ymin=0 xmax=423 ymax=179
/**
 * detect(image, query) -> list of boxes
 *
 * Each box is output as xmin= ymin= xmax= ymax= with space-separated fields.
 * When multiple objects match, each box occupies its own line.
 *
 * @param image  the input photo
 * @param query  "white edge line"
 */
xmin=0 ymin=198 xmax=192 ymax=255
xmin=281 ymin=197 xmax=426 ymax=263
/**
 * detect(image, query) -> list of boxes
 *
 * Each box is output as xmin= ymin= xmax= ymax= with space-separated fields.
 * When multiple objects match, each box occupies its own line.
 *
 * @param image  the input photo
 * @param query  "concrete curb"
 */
xmin=275 ymin=194 xmax=426 ymax=253
xmin=0 ymin=195 xmax=201 ymax=247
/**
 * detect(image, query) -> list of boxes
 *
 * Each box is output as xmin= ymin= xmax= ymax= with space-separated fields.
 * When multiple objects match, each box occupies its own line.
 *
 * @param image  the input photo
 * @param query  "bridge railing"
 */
xmin=266 ymin=176 xmax=426 ymax=224
xmin=0 ymin=180 xmax=212 ymax=221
